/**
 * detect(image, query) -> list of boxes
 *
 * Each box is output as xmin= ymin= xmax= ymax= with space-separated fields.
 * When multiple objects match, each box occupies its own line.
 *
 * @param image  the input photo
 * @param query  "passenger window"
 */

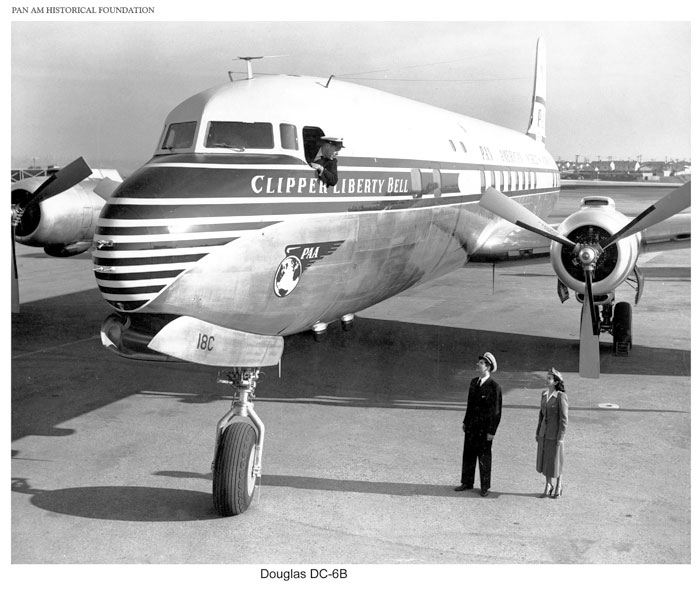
xmin=280 ymin=124 xmax=298 ymax=150
xmin=205 ymin=121 xmax=274 ymax=149
xmin=162 ymin=121 xmax=197 ymax=150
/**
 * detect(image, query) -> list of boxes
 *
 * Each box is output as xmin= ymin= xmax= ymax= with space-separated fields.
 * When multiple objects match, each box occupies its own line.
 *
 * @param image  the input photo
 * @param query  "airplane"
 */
xmin=27 ymin=38 xmax=689 ymax=516
xmin=11 ymin=163 xmax=123 ymax=311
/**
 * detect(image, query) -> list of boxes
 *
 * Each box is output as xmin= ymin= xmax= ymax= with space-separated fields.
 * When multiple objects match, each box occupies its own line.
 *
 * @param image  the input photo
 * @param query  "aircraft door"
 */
xmin=411 ymin=168 xmax=442 ymax=198
xmin=410 ymin=169 xmax=423 ymax=198
xmin=431 ymin=169 xmax=441 ymax=198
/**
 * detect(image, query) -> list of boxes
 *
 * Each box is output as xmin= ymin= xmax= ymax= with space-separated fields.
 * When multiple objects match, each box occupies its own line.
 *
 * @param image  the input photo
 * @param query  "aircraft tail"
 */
xmin=526 ymin=38 xmax=546 ymax=143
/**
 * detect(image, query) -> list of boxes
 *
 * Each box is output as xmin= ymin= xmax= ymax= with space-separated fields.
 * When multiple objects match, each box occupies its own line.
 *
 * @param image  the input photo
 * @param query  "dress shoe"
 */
xmin=540 ymin=484 xmax=552 ymax=498
xmin=551 ymin=484 xmax=563 ymax=499
xmin=454 ymin=484 xmax=473 ymax=491
xmin=480 ymin=489 xmax=490 ymax=497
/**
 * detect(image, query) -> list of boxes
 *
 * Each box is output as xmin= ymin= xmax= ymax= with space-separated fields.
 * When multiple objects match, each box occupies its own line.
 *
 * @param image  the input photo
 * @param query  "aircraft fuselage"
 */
xmin=94 ymin=75 xmax=560 ymax=362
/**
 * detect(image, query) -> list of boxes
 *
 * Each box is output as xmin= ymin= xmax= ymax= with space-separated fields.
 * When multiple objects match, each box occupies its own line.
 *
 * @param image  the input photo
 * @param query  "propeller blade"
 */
xmin=579 ymin=272 xmax=600 ymax=379
xmin=17 ymin=157 xmax=93 ymax=211
xmin=480 ymin=187 xmax=578 ymax=249
xmin=584 ymin=269 xmax=599 ymax=335
xmin=11 ymin=227 xmax=20 ymax=313
xmin=600 ymin=182 xmax=691 ymax=250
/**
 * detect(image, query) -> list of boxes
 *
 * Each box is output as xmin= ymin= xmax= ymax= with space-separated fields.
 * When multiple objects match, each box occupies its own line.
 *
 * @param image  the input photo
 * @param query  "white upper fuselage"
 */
xmin=156 ymin=75 xmax=554 ymax=171
xmin=94 ymin=75 xmax=560 ymax=337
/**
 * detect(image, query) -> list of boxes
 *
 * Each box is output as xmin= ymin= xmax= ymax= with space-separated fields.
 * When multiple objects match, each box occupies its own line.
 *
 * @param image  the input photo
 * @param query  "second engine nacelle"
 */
xmin=551 ymin=196 xmax=640 ymax=296
xmin=11 ymin=178 xmax=106 ymax=248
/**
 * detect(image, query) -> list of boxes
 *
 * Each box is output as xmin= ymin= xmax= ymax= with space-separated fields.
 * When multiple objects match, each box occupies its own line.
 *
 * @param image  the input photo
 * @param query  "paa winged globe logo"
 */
xmin=273 ymin=255 xmax=302 ymax=297
xmin=273 ymin=240 xmax=344 ymax=298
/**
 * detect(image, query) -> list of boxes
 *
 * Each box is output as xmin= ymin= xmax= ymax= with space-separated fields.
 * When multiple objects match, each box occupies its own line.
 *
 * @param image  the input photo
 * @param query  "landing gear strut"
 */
xmin=592 ymin=300 xmax=633 ymax=356
xmin=212 ymin=367 xmax=264 ymax=516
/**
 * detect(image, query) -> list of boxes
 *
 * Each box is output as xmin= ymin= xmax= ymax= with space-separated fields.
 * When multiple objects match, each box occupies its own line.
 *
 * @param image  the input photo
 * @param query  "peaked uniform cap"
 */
xmin=320 ymin=136 xmax=345 ymax=147
xmin=479 ymin=352 xmax=497 ymax=372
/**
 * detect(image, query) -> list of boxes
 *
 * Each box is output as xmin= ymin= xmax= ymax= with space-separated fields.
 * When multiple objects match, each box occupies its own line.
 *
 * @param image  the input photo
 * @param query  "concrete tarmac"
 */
xmin=11 ymin=188 xmax=691 ymax=567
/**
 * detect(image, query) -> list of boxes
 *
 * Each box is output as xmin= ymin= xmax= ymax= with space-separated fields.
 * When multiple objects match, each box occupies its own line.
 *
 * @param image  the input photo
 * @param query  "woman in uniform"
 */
xmin=535 ymin=368 xmax=568 ymax=498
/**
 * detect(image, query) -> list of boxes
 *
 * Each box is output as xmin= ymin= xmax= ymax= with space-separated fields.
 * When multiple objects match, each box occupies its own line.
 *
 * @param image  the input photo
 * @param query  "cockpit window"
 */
xmin=162 ymin=121 xmax=197 ymax=150
xmin=205 ymin=121 xmax=274 ymax=150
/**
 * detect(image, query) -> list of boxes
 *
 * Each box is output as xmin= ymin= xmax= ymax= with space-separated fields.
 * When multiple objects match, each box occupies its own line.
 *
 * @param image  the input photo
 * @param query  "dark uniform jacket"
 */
xmin=313 ymin=156 xmax=338 ymax=187
xmin=463 ymin=376 xmax=503 ymax=442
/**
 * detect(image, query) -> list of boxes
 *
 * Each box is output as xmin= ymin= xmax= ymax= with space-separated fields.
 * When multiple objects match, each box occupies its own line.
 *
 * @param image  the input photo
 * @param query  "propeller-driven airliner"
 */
xmin=12 ymin=39 xmax=690 ymax=515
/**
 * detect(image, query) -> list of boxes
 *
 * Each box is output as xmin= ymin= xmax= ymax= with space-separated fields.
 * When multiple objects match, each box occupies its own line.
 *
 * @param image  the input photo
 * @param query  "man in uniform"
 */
xmin=309 ymin=136 xmax=344 ymax=187
xmin=455 ymin=352 xmax=503 ymax=497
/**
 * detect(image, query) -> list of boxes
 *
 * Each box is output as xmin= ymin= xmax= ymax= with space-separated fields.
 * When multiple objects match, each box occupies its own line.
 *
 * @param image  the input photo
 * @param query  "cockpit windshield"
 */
xmin=205 ymin=121 xmax=274 ymax=151
xmin=161 ymin=121 xmax=197 ymax=150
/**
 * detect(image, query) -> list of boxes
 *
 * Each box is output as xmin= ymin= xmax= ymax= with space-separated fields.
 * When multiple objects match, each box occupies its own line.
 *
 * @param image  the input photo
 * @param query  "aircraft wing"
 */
xmin=469 ymin=220 xmax=552 ymax=264
xmin=470 ymin=213 xmax=690 ymax=264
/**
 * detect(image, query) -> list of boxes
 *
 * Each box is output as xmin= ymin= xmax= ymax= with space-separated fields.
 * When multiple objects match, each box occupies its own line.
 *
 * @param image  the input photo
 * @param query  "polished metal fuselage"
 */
xmin=93 ymin=75 xmax=560 ymax=338
xmin=94 ymin=154 xmax=558 ymax=336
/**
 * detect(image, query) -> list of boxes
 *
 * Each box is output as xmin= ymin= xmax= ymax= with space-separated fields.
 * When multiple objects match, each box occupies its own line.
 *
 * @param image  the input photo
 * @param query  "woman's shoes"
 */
xmin=540 ymin=484 xmax=552 ymax=498
xmin=551 ymin=484 xmax=563 ymax=499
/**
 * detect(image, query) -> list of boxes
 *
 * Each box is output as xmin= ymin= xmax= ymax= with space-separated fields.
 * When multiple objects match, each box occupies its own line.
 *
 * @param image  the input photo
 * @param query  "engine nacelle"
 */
xmin=551 ymin=196 xmax=640 ymax=296
xmin=11 ymin=178 xmax=106 ymax=249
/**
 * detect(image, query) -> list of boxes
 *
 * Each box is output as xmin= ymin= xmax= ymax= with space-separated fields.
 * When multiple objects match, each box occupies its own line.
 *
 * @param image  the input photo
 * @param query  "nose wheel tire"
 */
xmin=213 ymin=422 xmax=258 ymax=516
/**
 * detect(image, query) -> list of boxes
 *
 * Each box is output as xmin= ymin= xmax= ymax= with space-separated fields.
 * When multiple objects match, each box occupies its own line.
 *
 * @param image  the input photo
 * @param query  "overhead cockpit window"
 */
xmin=205 ymin=121 xmax=274 ymax=150
xmin=162 ymin=121 xmax=197 ymax=150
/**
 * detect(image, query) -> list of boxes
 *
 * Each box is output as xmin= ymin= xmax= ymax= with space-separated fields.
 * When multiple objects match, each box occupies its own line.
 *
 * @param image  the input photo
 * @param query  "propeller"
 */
xmin=11 ymin=157 xmax=92 ymax=313
xmin=12 ymin=157 xmax=93 ymax=230
xmin=479 ymin=183 xmax=691 ymax=378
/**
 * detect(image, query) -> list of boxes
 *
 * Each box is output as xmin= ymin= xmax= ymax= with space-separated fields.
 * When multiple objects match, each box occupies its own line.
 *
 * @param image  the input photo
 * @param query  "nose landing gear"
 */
xmin=212 ymin=367 xmax=264 ymax=516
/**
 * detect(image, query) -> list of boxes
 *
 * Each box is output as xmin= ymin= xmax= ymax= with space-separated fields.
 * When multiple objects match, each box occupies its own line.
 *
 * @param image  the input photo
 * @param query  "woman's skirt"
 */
xmin=536 ymin=438 xmax=564 ymax=478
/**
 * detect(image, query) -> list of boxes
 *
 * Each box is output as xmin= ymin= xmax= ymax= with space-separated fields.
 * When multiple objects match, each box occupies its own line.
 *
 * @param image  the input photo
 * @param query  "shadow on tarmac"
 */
xmin=12 ymin=478 xmax=219 ymax=522
xmin=11 ymin=472 xmax=536 ymax=523
xmin=12 ymin=288 xmax=690 ymax=443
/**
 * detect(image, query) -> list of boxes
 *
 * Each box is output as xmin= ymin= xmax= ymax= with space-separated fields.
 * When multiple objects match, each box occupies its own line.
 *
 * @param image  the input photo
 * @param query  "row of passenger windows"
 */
xmin=160 ymin=120 xmax=561 ymax=192
xmin=481 ymin=169 xmax=560 ymax=192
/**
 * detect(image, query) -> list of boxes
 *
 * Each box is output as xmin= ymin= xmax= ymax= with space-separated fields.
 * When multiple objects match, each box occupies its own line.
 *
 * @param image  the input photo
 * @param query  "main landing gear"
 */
xmin=597 ymin=300 xmax=633 ymax=356
xmin=212 ymin=367 xmax=264 ymax=516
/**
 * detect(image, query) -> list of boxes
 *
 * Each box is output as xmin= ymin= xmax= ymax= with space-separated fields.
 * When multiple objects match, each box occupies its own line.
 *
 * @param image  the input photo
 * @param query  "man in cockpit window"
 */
xmin=309 ymin=136 xmax=344 ymax=187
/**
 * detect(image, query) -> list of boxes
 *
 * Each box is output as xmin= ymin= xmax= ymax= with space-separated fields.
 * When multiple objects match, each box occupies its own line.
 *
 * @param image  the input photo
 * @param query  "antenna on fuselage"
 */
xmin=229 ymin=55 xmax=288 ymax=81
xmin=318 ymin=74 xmax=335 ymax=88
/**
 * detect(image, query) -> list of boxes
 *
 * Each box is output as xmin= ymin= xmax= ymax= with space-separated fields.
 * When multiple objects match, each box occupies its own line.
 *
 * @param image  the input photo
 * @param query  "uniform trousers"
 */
xmin=461 ymin=439 xmax=493 ymax=490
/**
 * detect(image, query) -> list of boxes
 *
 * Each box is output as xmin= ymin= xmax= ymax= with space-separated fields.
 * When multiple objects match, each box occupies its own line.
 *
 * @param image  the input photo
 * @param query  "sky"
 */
xmin=8 ymin=4 xmax=694 ymax=176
